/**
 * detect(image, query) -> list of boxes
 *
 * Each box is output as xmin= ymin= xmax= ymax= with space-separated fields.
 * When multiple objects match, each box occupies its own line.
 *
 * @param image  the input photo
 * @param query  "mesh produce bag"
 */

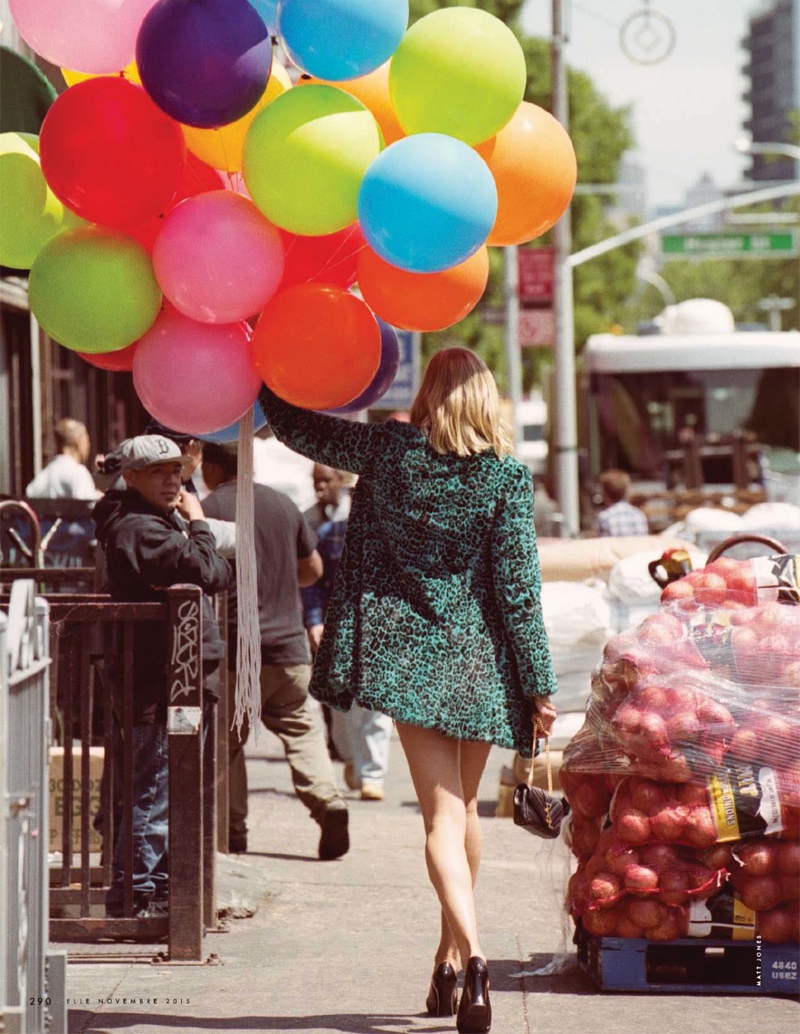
xmin=561 ymin=554 xmax=800 ymax=944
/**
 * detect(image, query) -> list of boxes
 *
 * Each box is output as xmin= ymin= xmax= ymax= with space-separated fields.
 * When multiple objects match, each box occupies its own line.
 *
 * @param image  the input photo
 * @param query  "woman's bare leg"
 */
xmin=396 ymin=722 xmax=492 ymax=969
xmin=434 ymin=738 xmax=489 ymax=967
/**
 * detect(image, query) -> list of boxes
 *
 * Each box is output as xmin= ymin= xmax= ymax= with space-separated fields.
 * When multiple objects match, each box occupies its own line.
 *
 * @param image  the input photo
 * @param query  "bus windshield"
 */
xmin=586 ymin=366 xmax=800 ymax=479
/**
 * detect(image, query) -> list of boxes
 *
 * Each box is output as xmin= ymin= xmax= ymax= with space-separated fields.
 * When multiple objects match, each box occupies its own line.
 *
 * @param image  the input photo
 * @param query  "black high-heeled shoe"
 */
xmin=456 ymin=956 xmax=491 ymax=1034
xmin=425 ymin=961 xmax=458 ymax=1017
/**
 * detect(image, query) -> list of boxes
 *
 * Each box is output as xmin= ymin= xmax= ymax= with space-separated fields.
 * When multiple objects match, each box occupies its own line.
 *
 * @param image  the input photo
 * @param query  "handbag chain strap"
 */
xmin=528 ymin=717 xmax=554 ymax=795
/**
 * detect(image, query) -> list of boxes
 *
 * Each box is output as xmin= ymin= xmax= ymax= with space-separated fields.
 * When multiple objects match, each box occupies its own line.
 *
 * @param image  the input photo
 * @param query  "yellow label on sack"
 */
xmin=708 ymin=772 xmax=741 ymax=841
xmin=732 ymin=896 xmax=756 ymax=941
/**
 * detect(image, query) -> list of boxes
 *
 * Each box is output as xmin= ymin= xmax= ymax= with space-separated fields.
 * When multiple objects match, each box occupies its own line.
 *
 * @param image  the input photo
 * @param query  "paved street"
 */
xmin=61 ymin=713 xmax=798 ymax=1034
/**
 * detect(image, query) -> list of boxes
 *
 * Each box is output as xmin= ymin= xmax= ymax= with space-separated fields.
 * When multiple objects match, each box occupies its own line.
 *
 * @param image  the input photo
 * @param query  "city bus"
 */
xmin=579 ymin=302 xmax=800 ymax=499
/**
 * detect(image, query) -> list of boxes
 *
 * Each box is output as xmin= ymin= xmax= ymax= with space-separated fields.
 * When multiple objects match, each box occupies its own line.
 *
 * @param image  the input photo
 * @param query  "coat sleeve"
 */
xmin=259 ymin=385 xmax=380 ymax=475
xmin=490 ymin=464 xmax=558 ymax=699
xmin=120 ymin=519 xmax=232 ymax=596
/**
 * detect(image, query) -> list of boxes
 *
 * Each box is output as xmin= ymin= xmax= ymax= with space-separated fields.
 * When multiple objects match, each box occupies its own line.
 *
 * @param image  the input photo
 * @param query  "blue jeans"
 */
xmin=331 ymin=705 xmax=393 ymax=786
xmin=108 ymin=722 xmax=170 ymax=907
xmin=106 ymin=698 xmax=214 ymax=910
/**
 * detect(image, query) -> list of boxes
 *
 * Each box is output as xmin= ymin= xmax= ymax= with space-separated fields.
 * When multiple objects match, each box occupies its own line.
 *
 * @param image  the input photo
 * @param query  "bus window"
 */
xmin=587 ymin=366 xmax=800 ymax=480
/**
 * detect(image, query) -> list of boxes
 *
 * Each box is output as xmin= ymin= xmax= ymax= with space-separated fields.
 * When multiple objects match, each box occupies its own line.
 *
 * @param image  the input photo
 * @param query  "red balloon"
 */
xmin=279 ymin=223 xmax=366 ymax=290
xmin=178 ymin=151 xmax=225 ymax=199
xmin=120 ymin=152 xmax=224 ymax=252
xmin=253 ymin=284 xmax=380 ymax=410
xmin=40 ymin=78 xmax=186 ymax=229
xmin=77 ymin=341 xmax=139 ymax=371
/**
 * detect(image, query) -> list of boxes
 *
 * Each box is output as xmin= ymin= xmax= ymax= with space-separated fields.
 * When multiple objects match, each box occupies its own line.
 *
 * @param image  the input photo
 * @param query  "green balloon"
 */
xmin=242 ymin=84 xmax=383 ymax=235
xmin=0 ymin=132 xmax=83 ymax=269
xmin=389 ymin=7 xmax=526 ymax=145
xmin=29 ymin=228 xmax=162 ymax=353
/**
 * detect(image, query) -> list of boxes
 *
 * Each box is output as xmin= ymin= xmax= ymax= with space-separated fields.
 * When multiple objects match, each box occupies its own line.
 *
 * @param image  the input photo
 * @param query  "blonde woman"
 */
xmin=259 ymin=348 xmax=557 ymax=1034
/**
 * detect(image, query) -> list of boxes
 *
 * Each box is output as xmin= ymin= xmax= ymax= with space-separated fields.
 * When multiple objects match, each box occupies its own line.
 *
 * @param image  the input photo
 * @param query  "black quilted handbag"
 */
xmin=512 ymin=720 xmax=569 ymax=839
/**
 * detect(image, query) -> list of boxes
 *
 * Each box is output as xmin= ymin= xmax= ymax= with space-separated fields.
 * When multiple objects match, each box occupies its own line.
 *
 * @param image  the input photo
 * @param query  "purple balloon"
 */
xmin=330 ymin=319 xmax=400 ymax=414
xmin=136 ymin=0 xmax=272 ymax=129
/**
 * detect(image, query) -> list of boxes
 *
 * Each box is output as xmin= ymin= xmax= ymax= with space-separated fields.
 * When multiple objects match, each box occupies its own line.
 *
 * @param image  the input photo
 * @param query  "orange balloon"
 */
xmin=476 ymin=102 xmax=577 ymax=246
xmin=357 ymin=246 xmax=489 ymax=332
xmin=253 ymin=284 xmax=381 ymax=410
xmin=299 ymin=63 xmax=405 ymax=146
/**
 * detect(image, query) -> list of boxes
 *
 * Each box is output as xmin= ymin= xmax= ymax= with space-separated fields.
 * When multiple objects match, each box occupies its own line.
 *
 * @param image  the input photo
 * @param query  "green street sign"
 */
xmin=661 ymin=231 xmax=797 ymax=258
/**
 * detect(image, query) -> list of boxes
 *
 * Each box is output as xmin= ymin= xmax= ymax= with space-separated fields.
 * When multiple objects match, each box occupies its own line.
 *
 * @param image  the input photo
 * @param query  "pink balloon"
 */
xmin=132 ymin=308 xmax=262 ymax=434
xmin=153 ymin=191 xmax=285 ymax=323
xmin=9 ymin=0 xmax=160 ymax=73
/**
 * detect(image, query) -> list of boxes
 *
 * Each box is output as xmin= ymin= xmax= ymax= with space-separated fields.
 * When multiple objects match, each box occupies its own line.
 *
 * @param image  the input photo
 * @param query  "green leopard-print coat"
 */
xmin=259 ymin=386 xmax=557 ymax=757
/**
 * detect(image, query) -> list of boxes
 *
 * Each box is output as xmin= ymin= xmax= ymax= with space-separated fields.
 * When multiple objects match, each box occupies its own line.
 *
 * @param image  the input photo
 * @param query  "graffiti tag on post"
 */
xmin=170 ymin=598 xmax=200 ymax=701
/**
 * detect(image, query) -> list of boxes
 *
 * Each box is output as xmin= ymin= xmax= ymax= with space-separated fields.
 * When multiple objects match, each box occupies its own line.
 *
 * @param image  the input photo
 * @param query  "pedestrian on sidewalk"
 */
xmin=93 ymin=435 xmax=231 ymax=918
xmin=301 ymin=505 xmax=393 ymax=802
xmin=259 ymin=348 xmax=557 ymax=1034
xmin=303 ymin=463 xmax=352 ymax=760
xmin=201 ymin=441 xmax=351 ymax=861
xmin=26 ymin=417 xmax=99 ymax=501
xmin=595 ymin=468 xmax=648 ymax=537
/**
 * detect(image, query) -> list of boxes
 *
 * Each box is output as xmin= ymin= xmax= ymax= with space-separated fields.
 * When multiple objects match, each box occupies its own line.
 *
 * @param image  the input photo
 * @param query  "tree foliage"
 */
xmin=407 ymin=2 xmax=638 ymax=391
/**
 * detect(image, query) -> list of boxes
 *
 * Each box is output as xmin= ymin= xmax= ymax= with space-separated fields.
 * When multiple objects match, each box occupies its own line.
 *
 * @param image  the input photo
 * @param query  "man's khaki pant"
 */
xmin=228 ymin=663 xmax=341 ymax=836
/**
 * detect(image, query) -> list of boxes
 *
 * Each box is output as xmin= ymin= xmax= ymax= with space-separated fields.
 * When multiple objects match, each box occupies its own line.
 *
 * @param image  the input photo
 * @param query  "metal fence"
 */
xmin=42 ymin=586 xmax=214 ymax=960
xmin=1 ymin=580 xmax=67 ymax=1034
xmin=0 ymin=577 xmax=227 ymax=968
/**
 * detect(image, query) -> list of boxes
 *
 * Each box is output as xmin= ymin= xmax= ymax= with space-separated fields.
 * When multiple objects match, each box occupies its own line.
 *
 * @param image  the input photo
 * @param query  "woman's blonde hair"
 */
xmin=409 ymin=348 xmax=513 ymax=459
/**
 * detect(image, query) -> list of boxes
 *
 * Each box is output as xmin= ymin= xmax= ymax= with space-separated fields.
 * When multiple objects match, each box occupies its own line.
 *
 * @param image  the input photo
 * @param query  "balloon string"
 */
xmin=233 ymin=406 xmax=261 ymax=745
xmin=312 ymin=226 xmax=368 ymax=281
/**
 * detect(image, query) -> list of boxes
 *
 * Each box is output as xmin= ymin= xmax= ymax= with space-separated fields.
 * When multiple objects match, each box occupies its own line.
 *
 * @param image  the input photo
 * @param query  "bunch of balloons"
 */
xmin=2 ymin=0 xmax=577 ymax=434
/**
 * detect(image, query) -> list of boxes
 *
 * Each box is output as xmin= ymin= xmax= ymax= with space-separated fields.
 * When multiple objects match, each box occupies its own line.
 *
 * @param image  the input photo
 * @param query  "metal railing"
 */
xmin=1 ymin=569 xmax=232 ymax=865
xmin=0 ymin=580 xmax=226 ymax=965
xmin=1 ymin=580 xmax=67 ymax=1033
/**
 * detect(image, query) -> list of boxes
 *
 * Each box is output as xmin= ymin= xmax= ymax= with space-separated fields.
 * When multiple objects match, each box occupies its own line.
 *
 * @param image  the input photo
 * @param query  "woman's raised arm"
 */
xmin=259 ymin=385 xmax=382 ymax=475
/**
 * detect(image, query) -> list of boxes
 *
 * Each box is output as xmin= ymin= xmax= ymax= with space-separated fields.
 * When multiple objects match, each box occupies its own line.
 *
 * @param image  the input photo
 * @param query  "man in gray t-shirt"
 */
xmin=202 ymin=441 xmax=349 ymax=861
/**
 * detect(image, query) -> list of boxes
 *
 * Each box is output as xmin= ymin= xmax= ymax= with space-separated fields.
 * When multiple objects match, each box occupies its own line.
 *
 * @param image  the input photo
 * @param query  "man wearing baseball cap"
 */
xmin=93 ymin=435 xmax=231 ymax=919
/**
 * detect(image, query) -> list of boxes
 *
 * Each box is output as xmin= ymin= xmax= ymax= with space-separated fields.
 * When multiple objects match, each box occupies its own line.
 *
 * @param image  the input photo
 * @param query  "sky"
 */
xmin=521 ymin=0 xmax=763 ymax=211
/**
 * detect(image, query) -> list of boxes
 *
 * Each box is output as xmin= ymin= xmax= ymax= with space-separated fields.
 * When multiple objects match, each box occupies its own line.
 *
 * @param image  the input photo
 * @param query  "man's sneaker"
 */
xmin=317 ymin=799 xmax=350 ymax=860
xmin=360 ymin=783 xmax=384 ymax=801
xmin=106 ymin=892 xmax=153 ymax=919
xmin=142 ymin=898 xmax=169 ymax=919
xmin=343 ymin=762 xmax=360 ymax=791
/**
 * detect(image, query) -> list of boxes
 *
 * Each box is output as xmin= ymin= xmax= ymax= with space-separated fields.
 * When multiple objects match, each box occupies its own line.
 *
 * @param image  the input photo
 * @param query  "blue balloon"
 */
xmin=329 ymin=319 xmax=400 ymax=413
xmin=199 ymin=403 xmax=267 ymax=443
xmin=248 ymin=0 xmax=278 ymax=32
xmin=277 ymin=0 xmax=408 ymax=81
xmin=137 ymin=0 xmax=273 ymax=129
xmin=358 ymin=134 xmax=497 ymax=273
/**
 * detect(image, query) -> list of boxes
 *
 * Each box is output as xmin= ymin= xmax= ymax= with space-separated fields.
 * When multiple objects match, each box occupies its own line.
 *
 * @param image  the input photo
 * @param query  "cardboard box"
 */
xmin=49 ymin=746 xmax=104 ymax=855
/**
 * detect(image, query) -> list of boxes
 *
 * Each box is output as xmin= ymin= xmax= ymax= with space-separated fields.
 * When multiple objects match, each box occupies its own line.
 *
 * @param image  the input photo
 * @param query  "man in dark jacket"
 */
xmin=93 ymin=435 xmax=231 ymax=918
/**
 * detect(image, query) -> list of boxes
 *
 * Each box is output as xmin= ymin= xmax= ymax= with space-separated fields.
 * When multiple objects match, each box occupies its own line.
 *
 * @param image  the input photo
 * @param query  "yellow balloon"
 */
xmin=182 ymin=63 xmax=292 ymax=172
xmin=61 ymin=62 xmax=141 ymax=86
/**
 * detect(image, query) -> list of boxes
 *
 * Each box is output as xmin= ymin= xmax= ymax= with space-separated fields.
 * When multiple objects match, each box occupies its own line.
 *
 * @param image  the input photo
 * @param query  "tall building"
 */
xmin=607 ymin=159 xmax=648 ymax=229
xmin=740 ymin=0 xmax=800 ymax=182
xmin=682 ymin=172 xmax=725 ymax=231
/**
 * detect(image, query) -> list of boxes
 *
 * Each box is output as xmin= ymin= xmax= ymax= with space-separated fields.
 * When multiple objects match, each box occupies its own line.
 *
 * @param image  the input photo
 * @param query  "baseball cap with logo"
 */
xmin=118 ymin=435 xmax=195 ymax=476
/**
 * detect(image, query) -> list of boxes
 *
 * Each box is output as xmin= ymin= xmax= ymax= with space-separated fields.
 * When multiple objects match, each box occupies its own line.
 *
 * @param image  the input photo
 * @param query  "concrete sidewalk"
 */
xmin=61 ymin=716 xmax=798 ymax=1034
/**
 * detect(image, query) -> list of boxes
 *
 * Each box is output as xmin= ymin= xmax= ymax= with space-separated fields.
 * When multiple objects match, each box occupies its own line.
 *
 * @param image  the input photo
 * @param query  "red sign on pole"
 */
xmin=518 ymin=308 xmax=555 ymax=348
xmin=518 ymin=247 xmax=554 ymax=304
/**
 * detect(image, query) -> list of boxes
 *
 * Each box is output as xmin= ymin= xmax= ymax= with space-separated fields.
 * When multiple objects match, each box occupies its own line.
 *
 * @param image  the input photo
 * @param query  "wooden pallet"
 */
xmin=576 ymin=925 xmax=800 ymax=995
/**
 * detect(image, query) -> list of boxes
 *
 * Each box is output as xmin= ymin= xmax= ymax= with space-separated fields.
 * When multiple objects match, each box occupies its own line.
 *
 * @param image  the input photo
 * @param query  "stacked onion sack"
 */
xmin=561 ymin=553 xmax=800 ymax=944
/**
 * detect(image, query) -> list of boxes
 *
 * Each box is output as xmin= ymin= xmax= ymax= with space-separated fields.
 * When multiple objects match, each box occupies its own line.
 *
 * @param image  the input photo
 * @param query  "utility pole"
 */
xmin=503 ymin=246 xmax=523 ymax=449
xmin=551 ymin=0 xmax=581 ymax=537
